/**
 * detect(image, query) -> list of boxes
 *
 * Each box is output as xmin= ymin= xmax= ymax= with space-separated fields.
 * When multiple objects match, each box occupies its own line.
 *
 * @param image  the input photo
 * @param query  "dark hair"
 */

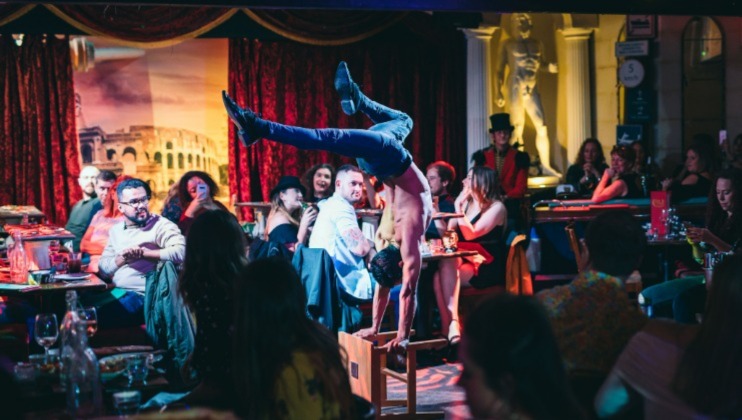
xmin=426 ymin=161 xmax=457 ymax=185
xmin=116 ymin=178 xmax=151 ymax=200
xmin=464 ymin=295 xmax=585 ymax=420
xmin=336 ymin=164 xmax=362 ymax=178
xmin=684 ymin=142 xmax=715 ymax=175
xmin=610 ymin=145 xmax=636 ymax=169
xmin=303 ymin=163 xmax=336 ymax=200
xmin=705 ymin=168 xmax=742 ymax=248
xmin=95 ymin=170 xmax=117 ymax=183
xmin=179 ymin=210 xmax=247 ymax=311
xmin=369 ymin=245 xmax=402 ymax=288
xmin=585 ymin=210 xmax=646 ymax=277
xmin=574 ymin=138 xmax=606 ymax=167
xmin=469 ymin=166 xmax=501 ymax=207
xmin=178 ymin=171 xmax=219 ymax=208
xmin=179 ymin=210 xmax=246 ymax=385
xmin=233 ymin=258 xmax=354 ymax=419
xmin=672 ymin=254 xmax=742 ymax=417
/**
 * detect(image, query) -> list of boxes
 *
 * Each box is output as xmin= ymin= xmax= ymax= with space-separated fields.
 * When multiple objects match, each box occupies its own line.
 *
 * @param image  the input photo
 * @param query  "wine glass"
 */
xmin=34 ymin=313 xmax=59 ymax=361
xmin=78 ymin=307 xmax=98 ymax=338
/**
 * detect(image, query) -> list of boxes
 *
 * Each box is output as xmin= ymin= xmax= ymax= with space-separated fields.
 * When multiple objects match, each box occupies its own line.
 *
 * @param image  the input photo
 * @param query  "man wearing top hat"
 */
xmin=472 ymin=113 xmax=530 ymax=200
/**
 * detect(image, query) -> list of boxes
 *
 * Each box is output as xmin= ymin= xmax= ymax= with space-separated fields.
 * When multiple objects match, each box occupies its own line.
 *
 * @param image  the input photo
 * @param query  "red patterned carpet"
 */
xmin=383 ymin=362 xmax=471 ymax=419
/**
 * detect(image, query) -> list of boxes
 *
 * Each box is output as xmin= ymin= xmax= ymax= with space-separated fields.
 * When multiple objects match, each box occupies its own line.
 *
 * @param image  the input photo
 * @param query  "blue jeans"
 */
xmin=260 ymin=94 xmax=413 ymax=180
xmin=640 ymin=276 xmax=704 ymax=319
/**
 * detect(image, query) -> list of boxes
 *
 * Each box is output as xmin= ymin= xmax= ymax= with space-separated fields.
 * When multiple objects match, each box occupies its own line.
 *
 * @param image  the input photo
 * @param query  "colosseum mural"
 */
xmin=73 ymin=37 xmax=229 ymax=211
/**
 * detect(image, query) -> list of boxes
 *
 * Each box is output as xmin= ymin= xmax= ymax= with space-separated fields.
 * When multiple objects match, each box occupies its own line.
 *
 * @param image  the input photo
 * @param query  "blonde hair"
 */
xmin=268 ymin=192 xmax=301 ymax=227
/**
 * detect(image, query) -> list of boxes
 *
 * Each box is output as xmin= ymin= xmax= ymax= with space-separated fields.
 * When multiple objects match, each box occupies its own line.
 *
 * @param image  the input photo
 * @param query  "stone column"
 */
xmin=463 ymin=26 xmax=497 ymax=163
xmin=561 ymin=28 xmax=594 ymax=161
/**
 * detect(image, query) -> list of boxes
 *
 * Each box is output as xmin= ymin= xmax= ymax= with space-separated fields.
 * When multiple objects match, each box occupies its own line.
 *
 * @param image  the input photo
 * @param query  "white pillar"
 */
xmin=463 ymin=26 xmax=497 ymax=164
xmin=561 ymin=28 xmax=594 ymax=161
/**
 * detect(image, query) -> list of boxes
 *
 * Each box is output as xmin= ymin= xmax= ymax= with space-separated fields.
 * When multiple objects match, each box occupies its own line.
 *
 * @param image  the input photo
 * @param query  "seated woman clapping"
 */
xmin=265 ymin=176 xmax=317 ymax=252
xmin=233 ymin=258 xmax=355 ymax=419
xmin=591 ymin=145 xmax=643 ymax=203
xmin=433 ymin=166 xmax=507 ymax=345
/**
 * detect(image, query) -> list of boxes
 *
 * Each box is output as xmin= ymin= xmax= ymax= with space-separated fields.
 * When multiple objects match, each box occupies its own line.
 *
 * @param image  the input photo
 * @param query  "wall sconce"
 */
xmin=12 ymin=34 xmax=24 ymax=47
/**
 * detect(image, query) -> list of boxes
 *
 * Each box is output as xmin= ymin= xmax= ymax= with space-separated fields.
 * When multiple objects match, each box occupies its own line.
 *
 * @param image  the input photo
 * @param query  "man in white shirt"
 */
xmin=310 ymin=165 xmax=376 ymax=328
xmin=96 ymin=178 xmax=185 ymax=327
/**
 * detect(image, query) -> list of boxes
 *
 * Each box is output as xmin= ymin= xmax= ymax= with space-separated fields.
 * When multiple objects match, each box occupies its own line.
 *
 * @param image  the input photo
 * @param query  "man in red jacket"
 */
xmin=471 ymin=113 xmax=530 ymax=199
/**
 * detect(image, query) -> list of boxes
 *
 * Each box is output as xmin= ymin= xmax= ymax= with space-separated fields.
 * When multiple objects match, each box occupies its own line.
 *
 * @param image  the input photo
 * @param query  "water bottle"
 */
xmin=60 ymin=291 xmax=102 ymax=418
xmin=8 ymin=232 xmax=29 ymax=284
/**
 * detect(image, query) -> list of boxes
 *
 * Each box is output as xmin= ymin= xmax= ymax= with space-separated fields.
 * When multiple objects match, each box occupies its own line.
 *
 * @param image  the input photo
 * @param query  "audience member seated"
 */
xmin=631 ymin=140 xmax=661 ymax=179
xmin=178 ymin=171 xmax=229 ymax=236
xmin=266 ymin=176 xmax=317 ymax=252
xmin=671 ymin=168 xmax=742 ymax=323
xmin=459 ymin=294 xmax=585 ymax=420
xmin=565 ymin=138 xmax=608 ymax=197
xmin=536 ymin=210 xmax=647 ymax=375
xmin=233 ymin=258 xmax=355 ymax=419
xmin=596 ymin=254 xmax=742 ymax=419
xmin=178 ymin=210 xmax=248 ymax=409
xmin=433 ymin=166 xmax=507 ymax=346
xmin=309 ymin=165 xmax=377 ymax=332
xmin=591 ymin=145 xmax=643 ymax=203
xmin=425 ymin=160 xmax=457 ymax=239
xmin=160 ymin=182 xmax=183 ymax=224
xmin=81 ymin=175 xmax=129 ymax=274
xmin=302 ymin=163 xmax=335 ymax=203
xmin=661 ymin=143 xmax=714 ymax=203
xmin=66 ymin=165 xmax=102 ymax=252
xmin=91 ymin=178 xmax=186 ymax=329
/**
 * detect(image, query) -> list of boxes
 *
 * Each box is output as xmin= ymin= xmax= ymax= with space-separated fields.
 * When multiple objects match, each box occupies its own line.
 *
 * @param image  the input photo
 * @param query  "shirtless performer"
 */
xmin=496 ymin=13 xmax=559 ymax=176
xmin=222 ymin=62 xmax=433 ymax=350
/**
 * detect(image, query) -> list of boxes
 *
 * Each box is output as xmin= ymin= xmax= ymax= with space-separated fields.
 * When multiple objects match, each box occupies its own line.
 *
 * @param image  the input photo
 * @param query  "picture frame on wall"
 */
xmin=626 ymin=15 xmax=656 ymax=38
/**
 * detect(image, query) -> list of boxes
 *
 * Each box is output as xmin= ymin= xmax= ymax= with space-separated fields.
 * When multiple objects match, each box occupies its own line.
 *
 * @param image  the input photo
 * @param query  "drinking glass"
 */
xmin=34 ymin=313 xmax=59 ymax=361
xmin=125 ymin=354 xmax=149 ymax=387
xmin=113 ymin=390 xmax=141 ymax=416
xmin=68 ymin=252 xmax=82 ymax=274
xmin=77 ymin=307 xmax=98 ymax=338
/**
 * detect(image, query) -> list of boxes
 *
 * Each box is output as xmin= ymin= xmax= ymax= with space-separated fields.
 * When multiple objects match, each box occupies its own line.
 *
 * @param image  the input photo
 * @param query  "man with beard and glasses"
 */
xmin=95 ymin=178 xmax=186 ymax=327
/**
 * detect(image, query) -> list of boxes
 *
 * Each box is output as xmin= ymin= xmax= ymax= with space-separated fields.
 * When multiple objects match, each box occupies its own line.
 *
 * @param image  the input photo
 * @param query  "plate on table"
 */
xmin=55 ymin=273 xmax=91 ymax=281
xmin=99 ymin=354 xmax=129 ymax=382
xmin=99 ymin=352 xmax=161 ymax=382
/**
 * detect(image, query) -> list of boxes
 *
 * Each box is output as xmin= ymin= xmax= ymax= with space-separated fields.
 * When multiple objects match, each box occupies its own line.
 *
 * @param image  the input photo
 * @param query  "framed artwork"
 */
xmin=626 ymin=15 xmax=656 ymax=38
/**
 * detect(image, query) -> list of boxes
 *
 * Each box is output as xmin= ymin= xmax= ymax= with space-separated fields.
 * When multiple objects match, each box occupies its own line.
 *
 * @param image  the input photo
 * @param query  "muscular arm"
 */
xmin=340 ymin=226 xmax=373 ymax=257
xmin=393 ymin=232 xmax=421 ymax=345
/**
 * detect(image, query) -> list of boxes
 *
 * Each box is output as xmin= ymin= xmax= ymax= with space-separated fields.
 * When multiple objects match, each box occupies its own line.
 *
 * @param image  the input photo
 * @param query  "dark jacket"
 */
xmin=292 ymin=244 xmax=341 ymax=333
xmin=144 ymin=261 xmax=196 ymax=387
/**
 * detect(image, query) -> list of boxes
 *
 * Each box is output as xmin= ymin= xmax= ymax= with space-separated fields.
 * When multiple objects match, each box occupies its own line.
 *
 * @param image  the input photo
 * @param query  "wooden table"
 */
xmin=422 ymin=249 xmax=478 ymax=262
xmin=647 ymin=236 xmax=691 ymax=282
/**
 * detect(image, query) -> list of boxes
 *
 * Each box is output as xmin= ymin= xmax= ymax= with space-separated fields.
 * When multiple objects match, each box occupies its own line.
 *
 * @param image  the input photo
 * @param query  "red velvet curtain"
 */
xmin=0 ymin=35 xmax=81 ymax=225
xmin=228 ymin=13 xmax=467 ymax=217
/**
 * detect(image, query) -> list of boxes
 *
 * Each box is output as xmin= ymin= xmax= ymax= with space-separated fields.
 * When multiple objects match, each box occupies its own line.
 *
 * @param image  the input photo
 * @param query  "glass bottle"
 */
xmin=8 ymin=232 xmax=29 ymax=284
xmin=60 ymin=291 xmax=102 ymax=418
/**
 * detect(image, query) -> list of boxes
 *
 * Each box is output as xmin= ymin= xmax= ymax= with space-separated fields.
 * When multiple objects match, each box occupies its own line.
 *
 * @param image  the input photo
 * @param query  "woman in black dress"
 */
xmin=592 ymin=145 xmax=643 ymax=203
xmin=565 ymin=138 xmax=607 ymax=197
xmin=433 ymin=166 xmax=507 ymax=344
xmin=265 ymin=176 xmax=317 ymax=252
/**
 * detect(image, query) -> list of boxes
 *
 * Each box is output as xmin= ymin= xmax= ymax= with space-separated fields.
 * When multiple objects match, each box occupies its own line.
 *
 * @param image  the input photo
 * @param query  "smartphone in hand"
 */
xmin=196 ymin=183 xmax=209 ymax=199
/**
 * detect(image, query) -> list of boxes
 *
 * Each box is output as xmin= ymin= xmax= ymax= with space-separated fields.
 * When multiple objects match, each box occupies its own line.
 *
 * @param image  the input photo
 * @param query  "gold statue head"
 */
xmin=510 ymin=13 xmax=533 ymax=39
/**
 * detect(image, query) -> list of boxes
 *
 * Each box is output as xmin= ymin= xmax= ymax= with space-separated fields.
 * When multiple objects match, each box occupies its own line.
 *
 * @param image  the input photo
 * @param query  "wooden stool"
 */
xmin=339 ymin=331 xmax=448 ymax=419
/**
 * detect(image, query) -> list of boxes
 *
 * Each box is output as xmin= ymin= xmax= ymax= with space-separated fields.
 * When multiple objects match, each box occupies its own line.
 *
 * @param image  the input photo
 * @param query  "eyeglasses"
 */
xmin=120 ymin=197 xmax=150 ymax=207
